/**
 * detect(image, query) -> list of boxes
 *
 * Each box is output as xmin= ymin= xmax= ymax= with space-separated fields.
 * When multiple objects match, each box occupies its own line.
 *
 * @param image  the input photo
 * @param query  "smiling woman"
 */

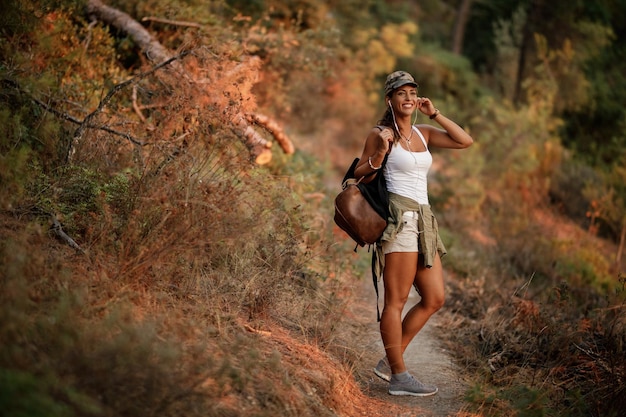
xmin=352 ymin=70 xmax=473 ymax=397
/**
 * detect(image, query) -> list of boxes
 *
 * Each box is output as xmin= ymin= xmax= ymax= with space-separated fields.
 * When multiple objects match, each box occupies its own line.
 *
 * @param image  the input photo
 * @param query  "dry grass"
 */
xmin=440 ymin=261 xmax=625 ymax=417
xmin=1 ymin=139 xmax=363 ymax=417
xmin=0 ymin=200 xmax=414 ymax=417
xmin=0 ymin=30 xmax=371 ymax=414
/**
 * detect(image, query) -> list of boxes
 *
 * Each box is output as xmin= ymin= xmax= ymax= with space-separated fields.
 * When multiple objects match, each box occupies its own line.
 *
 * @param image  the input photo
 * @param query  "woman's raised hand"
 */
xmin=417 ymin=97 xmax=436 ymax=116
xmin=377 ymin=128 xmax=394 ymax=154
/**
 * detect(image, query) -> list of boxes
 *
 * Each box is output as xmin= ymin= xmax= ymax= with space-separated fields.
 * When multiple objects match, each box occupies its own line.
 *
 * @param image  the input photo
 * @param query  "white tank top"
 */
xmin=383 ymin=126 xmax=431 ymax=205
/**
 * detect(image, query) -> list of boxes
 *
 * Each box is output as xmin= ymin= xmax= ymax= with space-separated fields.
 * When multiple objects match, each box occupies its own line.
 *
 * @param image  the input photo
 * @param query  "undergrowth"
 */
xmin=0 ymin=118 xmax=363 ymax=416
xmin=442 ymin=258 xmax=625 ymax=417
xmin=0 ymin=8 xmax=360 ymax=413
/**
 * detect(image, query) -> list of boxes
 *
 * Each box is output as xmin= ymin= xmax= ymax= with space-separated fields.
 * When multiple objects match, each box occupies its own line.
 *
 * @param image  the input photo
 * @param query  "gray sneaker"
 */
xmin=373 ymin=357 xmax=391 ymax=381
xmin=388 ymin=374 xmax=438 ymax=397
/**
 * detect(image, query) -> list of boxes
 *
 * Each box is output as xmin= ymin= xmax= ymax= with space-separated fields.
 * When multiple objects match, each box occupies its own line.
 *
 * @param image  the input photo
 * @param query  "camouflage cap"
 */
xmin=384 ymin=71 xmax=418 ymax=96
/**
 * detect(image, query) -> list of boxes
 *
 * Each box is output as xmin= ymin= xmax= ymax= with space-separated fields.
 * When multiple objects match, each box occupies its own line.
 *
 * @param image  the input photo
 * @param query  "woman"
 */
xmin=353 ymin=71 xmax=473 ymax=396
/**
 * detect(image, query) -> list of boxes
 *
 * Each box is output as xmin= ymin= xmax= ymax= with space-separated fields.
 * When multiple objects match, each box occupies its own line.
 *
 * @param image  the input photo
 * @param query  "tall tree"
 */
xmin=451 ymin=0 xmax=473 ymax=54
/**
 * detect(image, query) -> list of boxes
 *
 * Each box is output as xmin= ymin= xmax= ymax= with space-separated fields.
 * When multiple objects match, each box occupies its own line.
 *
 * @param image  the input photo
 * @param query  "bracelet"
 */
xmin=429 ymin=109 xmax=440 ymax=119
xmin=368 ymin=156 xmax=382 ymax=170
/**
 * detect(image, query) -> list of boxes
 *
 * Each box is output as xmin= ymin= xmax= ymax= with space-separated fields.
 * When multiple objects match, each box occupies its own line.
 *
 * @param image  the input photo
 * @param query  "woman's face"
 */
xmin=389 ymin=85 xmax=418 ymax=116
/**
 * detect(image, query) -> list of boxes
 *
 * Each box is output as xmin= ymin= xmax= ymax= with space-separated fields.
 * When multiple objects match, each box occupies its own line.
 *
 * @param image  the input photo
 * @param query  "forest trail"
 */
xmin=350 ymin=270 xmax=469 ymax=417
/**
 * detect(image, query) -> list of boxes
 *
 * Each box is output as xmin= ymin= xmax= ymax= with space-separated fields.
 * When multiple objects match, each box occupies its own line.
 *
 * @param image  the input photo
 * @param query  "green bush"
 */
xmin=550 ymin=156 xmax=603 ymax=226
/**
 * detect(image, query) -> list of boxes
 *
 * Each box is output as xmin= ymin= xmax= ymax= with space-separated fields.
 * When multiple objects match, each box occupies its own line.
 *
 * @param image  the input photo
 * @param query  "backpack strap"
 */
xmin=371 ymin=245 xmax=382 ymax=321
xmin=369 ymin=125 xmax=389 ymax=321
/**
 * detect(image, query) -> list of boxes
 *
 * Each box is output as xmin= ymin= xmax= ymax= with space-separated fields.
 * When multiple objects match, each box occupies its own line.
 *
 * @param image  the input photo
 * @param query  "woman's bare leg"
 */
xmin=379 ymin=251 xmax=418 ymax=374
xmin=401 ymin=254 xmax=445 ymax=351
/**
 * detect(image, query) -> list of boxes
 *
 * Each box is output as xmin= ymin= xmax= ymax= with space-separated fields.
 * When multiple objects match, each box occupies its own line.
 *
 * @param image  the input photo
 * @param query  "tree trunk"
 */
xmin=513 ymin=0 xmax=540 ymax=106
xmin=451 ymin=0 xmax=473 ymax=55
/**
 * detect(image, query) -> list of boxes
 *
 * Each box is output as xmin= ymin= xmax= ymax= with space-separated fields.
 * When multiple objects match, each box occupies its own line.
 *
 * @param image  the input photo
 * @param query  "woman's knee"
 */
xmin=384 ymin=292 xmax=409 ymax=311
xmin=423 ymin=295 xmax=445 ymax=313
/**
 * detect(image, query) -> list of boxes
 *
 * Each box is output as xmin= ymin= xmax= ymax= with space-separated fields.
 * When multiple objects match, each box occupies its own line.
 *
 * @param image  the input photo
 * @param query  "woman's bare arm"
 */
xmin=354 ymin=127 xmax=393 ymax=183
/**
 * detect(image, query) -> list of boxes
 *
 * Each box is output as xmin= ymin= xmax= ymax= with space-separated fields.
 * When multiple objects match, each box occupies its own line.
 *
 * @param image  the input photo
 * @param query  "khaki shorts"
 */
xmin=382 ymin=211 xmax=420 ymax=254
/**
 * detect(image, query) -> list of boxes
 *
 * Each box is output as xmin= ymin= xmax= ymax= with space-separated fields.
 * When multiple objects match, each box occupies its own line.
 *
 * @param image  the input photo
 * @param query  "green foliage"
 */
xmin=0 ymin=78 xmax=63 ymax=210
xmin=550 ymin=156 xmax=602 ymax=224
xmin=600 ymin=155 xmax=626 ymax=232
xmin=406 ymin=46 xmax=484 ymax=114
xmin=465 ymin=383 xmax=556 ymax=417
xmin=0 ymin=368 xmax=88 ymax=417
xmin=470 ymin=96 xmax=562 ymax=195
xmin=554 ymin=245 xmax=614 ymax=290
xmin=583 ymin=152 xmax=626 ymax=245
xmin=491 ymin=5 xmax=526 ymax=101
xmin=57 ymin=166 xmax=103 ymax=213
xmin=0 ymin=0 xmax=48 ymax=38
xmin=101 ymin=170 xmax=135 ymax=216
xmin=559 ymin=0 xmax=626 ymax=168
xmin=463 ymin=0 xmax=626 ymax=170
xmin=20 ymin=165 xmax=134 ymax=237
xmin=430 ymin=141 xmax=485 ymax=222
xmin=463 ymin=0 xmax=529 ymax=73
xmin=330 ymin=0 xmax=414 ymax=40
xmin=227 ymin=0 xmax=330 ymax=30
xmin=0 ymin=88 xmax=67 ymax=167
xmin=0 ymin=146 xmax=32 ymax=210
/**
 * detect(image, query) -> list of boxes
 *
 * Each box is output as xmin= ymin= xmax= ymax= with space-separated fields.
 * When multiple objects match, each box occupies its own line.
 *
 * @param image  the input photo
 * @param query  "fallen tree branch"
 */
xmin=87 ymin=0 xmax=178 ymax=67
xmin=232 ymin=113 xmax=273 ymax=164
xmin=50 ymin=216 xmax=85 ymax=254
xmin=141 ymin=16 xmax=202 ymax=29
xmin=247 ymin=113 xmax=295 ymax=154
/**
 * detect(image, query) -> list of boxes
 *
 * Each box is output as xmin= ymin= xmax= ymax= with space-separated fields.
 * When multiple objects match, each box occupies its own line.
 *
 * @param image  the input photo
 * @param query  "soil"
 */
xmin=351 ymin=272 xmax=470 ymax=417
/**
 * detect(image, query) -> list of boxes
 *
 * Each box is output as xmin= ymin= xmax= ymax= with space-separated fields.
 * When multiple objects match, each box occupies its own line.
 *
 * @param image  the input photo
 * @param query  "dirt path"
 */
xmin=352 ymin=273 xmax=469 ymax=417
